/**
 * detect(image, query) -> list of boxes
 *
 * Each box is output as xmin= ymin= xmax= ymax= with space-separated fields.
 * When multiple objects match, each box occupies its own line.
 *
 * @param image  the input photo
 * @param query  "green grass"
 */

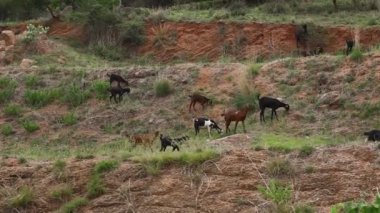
xmin=350 ymin=48 xmax=364 ymax=62
xmin=86 ymin=174 xmax=105 ymax=198
xmin=61 ymin=84 xmax=90 ymax=108
xmin=22 ymin=119 xmax=40 ymax=133
xmin=266 ymin=158 xmax=295 ymax=178
xmin=3 ymin=103 xmax=22 ymax=117
xmin=232 ymin=85 xmax=258 ymax=109
xmin=295 ymin=204 xmax=315 ymax=213
xmin=50 ymin=184 xmax=73 ymax=201
xmin=258 ymin=179 xmax=292 ymax=211
xmin=247 ymin=63 xmax=263 ymax=78
xmin=1 ymin=124 xmax=14 ymax=136
xmin=24 ymin=89 xmax=61 ymax=108
xmin=0 ymin=77 xmax=17 ymax=104
xmin=298 ymin=145 xmax=315 ymax=157
xmin=8 ymin=186 xmax=34 ymax=208
xmin=93 ymin=160 xmax=119 ymax=174
xmin=53 ymin=160 xmax=66 ymax=179
xmin=59 ymin=112 xmax=78 ymax=126
xmin=59 ymin=197 xmax=88 ymax=213
xmin=24 ymin=75 xmax=42 ymax=88
xmin=91 ymin=80 xmax=110 ymax=100
xmin=154 ymin=79 xmax=172 ymax=97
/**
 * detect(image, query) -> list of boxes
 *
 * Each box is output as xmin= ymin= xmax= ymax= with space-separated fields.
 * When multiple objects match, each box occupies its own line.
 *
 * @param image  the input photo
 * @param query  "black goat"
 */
xmin=160 ymin=134 xmax=180 ymax=152
xmin=108 ymin=87 xmax=130 ymax=103
xmin=107 ymin=73 xmax=128 ymax=87
xmin=193 ymin=117 xmax=222 ymax=138
xmin=364 ymin=130 xmax=380 ymax=142
xmin=258 ymin=95 xmax=289 ymax=123
xmin=346 ymin=39 xmax=355 ymax=55
xmin=295 ymin=24 xmax=308 ymax=48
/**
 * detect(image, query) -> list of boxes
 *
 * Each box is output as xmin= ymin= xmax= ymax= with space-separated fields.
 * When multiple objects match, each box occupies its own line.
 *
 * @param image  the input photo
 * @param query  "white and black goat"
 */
xmin=193 ymin=117 xmax=223 ymax=138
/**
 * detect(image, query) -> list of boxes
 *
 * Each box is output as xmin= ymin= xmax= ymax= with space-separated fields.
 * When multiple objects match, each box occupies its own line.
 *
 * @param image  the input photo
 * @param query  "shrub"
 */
xmin=24 ymin=75 xmax=42 ymax=88
xmin=1 ymin=124 xmax=14 ymax=136
xmin=87 ymin=174 xmax=105 ymax=198
xmin=24 ymin=89 xmax=60 ymax=108
xmin=295 ymin=204 xmax=315 ymax=213
xmin=4 ymin=103 xmax=22 ymax=117
xmin=232 ymin=85 xmax=258 ymax=110
xmin=298 ymin=145 xmax=315 ymax=157
xmin=266 ymin=159 xmax=295 ymax=178
xmin=247 ymin=63 xmax=263 ymax=78
xmin=331 ymin=194 xmax=380 ymax=212
xmin=0 ymin=77 xmax=17 ymax=104
xmin=59 ymin=112 xmax=78 ymax=126
xmin=350 ymin=48 xmax=364 ymax=62
xmin=119 ymin=20 xmax=146 ymax=45
xmin=93 ymin=160 xmax=119 ymax=174
xmin=91 ymin=80 xmax=109 ymax=100
xmin=258 ymin=180 xmax=292 ymax=209
xmin=8 ymin=186 xmax=34 ymax=208
xmin=89 ymin=44 xmax=124 ymax=61
xmin=367 ymin=18 xmax=378 ymax=26
xmin=53 ymin=160 xmax=66 ymax=179
xmin=22 ymin=24 xmax=49 ymax=44
xmin=154 ymin=79 xmax=172 ymax=97
xmin=59 ymin=197 xmax=88 ymax=213
xmin=304 ymin=165 xmax=315 ymax=174
xmin=50 ymin=184 xmax=73 ymax=201
xmin=61 ymin=84 xmax=90 ymax=107
xmin=22 ymin=119 xmax=40 ymax=133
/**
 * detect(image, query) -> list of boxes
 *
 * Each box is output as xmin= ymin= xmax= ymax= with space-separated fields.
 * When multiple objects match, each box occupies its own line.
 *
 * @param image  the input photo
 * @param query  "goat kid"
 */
xmin=258 ymin=95 xmax=289 ymax=123
xmin=128 ymin=131 xmax=159 ymax=152
xmin=346 ymin=39 xmax=355 ymax=55
xmin=193 ymin=117 xmax=222 ymax=138
xmin=221 ymin=106 xmax=250 ymax=133
xmin=160 ymin=134 xmax=180 ymax=152
xmin=108 ymin=87 xmax=130 ymax=103
xmin=188 ymin=94 xmax=212 ymax=112
xmin=364 ymin=130 xmax=380 ymax=142
xmin=107 ymin=73 xmax=128 ymax=87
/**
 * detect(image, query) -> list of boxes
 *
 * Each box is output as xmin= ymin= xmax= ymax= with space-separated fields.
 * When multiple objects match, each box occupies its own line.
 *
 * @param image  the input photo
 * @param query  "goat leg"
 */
xmin=274 ymin=110 xmax=279 ymax=121
xmin=234 ymin=121 xmax=239 ymax=133
xmin=242 ymin=121 xmax=246 ymax=133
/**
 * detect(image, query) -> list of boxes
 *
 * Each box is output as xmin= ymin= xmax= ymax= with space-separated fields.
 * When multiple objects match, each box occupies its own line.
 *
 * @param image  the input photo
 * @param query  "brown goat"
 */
xmin=128 ymin=131 xmax=159 ymax=152
xmin=221 ymin=107 xmax=251 ymax=133
xmin=188 ymin=94 xmax=212 ymax=112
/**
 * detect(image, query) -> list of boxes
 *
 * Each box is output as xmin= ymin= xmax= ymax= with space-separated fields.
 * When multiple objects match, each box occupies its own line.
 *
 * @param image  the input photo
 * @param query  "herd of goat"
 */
xmin=103 ymin=30 xmax=378 ymax=152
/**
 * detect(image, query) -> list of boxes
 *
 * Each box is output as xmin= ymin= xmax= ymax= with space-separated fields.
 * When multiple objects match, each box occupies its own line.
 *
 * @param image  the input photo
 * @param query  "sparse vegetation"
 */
xmin=59 ymin=112 xmax=78 ymax=126
xmin=59 ymin=197 xmax=88 ymax=213
xmin=87 ymin=174 xmax=105 ymax=198
xmin=3 ymin=103 xmax=22 ymax=117
xmin=350 ymin=48 xmax=364 ymax=62
xmin=266 ymin=158 xmax=295 ymax=178
xmin=8 ymin=186 xmax=34 ymax=208
xmin=258 ymin=180 xmax=292 ymax=212
xmin=0 ymin=77 xmax=17 ymax=104
xmin=232 ymin=85 xmax=258 ymax=109
xmin=1 ymin=124 xmax=14 ymax=136
xmin=154 ymin=79 xmax=172 ymax=97
xmin=247 ymin=63 xmax=263 ymax=78
xmin=298 ymin=145 xmax=315 ymax=158
xmin=24 ymin=89 xmax=60 ymax=108
xmin=22 ymin=119 xmax=40 ymax=133
xmin=295 ymin=204 xmax=315 ymax=213
xmin=91 ymin=80 xmax=109 ymax=100
xmin=93 ymin=160 xmax=119 ymax=174
xmin=331 ymin=194 xmax=380 ymax=212
xmin=24 ymin=75 xmax=42 ymax=88
xmin=53 ymin=159 xmax=66 ymax=179
xmin=50 ymin=184 xmax=73 ymax=201
xmin=61 ymin=84 xmax=90 ymax=107
xmin=304 ymin=165 xmax=315 ymax=174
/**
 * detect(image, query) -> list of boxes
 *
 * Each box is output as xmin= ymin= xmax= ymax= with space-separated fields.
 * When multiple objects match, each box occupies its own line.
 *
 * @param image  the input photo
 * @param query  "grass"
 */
xmin=91 ymin=80 xmax=109 ymax=100
xmin=8 ymin=186 xmax=34 ymax=208
xmin=232 ymin=85 xmax=258 ymax=109
xmin=59 ymin=112 xmax=78 ymax=126
xmin=24 ymin=75 xmax=42 ymax=88
xmin=22 ymin=119 xmax=40 ymax=133
xmin=295 ymin=204 xmax=315 ymax=213
xmin=3 ymin=103 xmax=22 ymax=117
xmin=93 ymin=160 xmax=119 ymax=174
xmin=1 ymin=124 xmax=14 ymax=136
xmin=0 ymin=76 xmax=17 ymax=104
xmin=266 ymin=158 xmax=295 ymax=178
xmin=50 ymin=184 xmax=73 ymax=201
xmin=298 ymin=145 xmax=315 ymax=157
xmin=59 ymin=197 xmax=88 ymax=213
xmin=247 ymin=63 xmax=263 ymax=78
xmin=24 ymin=89 xmax=61 ymax=108
xmin=154 ymin=79 xmax=172 ymax=97
xmin=86 ymin=174 xmax=105 ymax=198
xmin=258 ymin=179 xmax=292 ymax=211
xmin=61 ymin=84 xmax=90 ymax=107
xmin=53 ymin=160 xmax=66 ymax=179
xmin=350 ymin=48 xmax=364 ymax=62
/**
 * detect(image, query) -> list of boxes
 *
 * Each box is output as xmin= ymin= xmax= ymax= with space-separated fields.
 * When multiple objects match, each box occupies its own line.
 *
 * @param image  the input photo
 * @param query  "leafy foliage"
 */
xmin=1 ymin=124 xmax=14 ymax=136
xmin=22 ymin=24 xmax=49 ymax=44
xmin=331 ymin=194 xmax=380 ymax=212
xmin=154 ymin=79 xmax=172 ymax=97
xmin=258 ymin=180 xmax=292 ymax=209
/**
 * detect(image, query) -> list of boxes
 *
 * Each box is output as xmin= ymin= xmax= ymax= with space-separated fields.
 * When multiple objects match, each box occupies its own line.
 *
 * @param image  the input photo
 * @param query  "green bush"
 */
xmin=266 ymin=158 xmax=295 ymax=178
xmin=93 ymin=160 xmax=119 ymax=174
xmin=119 ymin=20 xmax=146 ymax=45
xmin=154 ymin=79 xmax=172 ymax=97
xmin=22 ymin=24 xmax=49 ymax=44
xmin=295 ymin=204 xmax=315 ymax=213
xmin=8 ymin=186 xmax=34 ymax=208
xmin=258 ymin=180 xmax=292 ymax=209
xmin=60 ymin=112 xmax=78 ymax=126
xmin=298 ymin=145 xmax=315 ymax=157
xmin=22 ymin=119 xmax=39 ymax=133
xmin=24 ymin=75 xmax=42 ymax=88
xmin=59 ymin=197 xmax=88 ymax=213
xmin=24 ymin=89 xmax=60 ymax=108
xmin=247 ymin=63 xmax=263 ymax=78
xmin=61 ymin=84 xmax=90 ymax=107
xmin=232 ymin=86 xmax=258 ymax=110
xmin=350 ymin=48 xmax=364 ymax=62
xmin=331 ymin=194 xmax=380 ymax=212
xmin=1 ymin=124 xmax=14 ymax=136
xmin=89 ymin=44 xmax=124 ymax=61
xmin=91 ymin=80 xmax=110 ymax=99
xmin=86 ymin=174 xmax=105 ymax=198
xmin=3 ymin=103 xmax=22 ymax=117
xmin=50 ymin=184 xmax=73 ymax=201
xmin=0 ymin=77 xmax=17 ymax=104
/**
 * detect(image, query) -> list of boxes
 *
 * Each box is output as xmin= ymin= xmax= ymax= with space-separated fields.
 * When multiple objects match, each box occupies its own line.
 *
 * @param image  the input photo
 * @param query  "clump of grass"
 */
xmin=50 ymin=184 xmax=73 ymax=201
xmin=350 ymin=48 xmax=364 ymax=62
xmin=0 ymin=77 xmax=17 ymax=104
xmin=18 ymin=157 xmax=27 ymax=164
xmin=53 ymin=159 xmax=66 ymax=179
xmin=304 ymin=165 xmax=315 ymax=174
xmin=86 ymin=174 xmax=105 ymax=198
xmin=1 ymin=124 xmax=14 ymax=136
xmin=93 ymin=160 xmax=119 ymax=174
xmin=91 ymin=80 xmax=109 ymax=100
xmin=295 ymin=204 xmax=315 ymax=213
xmin=22 ymin=119 xmax=40 ymax=133
xmin=154 ymin=79 xmax=172 ymax=97
xmin=258 ymin=180 xmax=292 ymax=211
xmin=24 ymin=75 xmax=42 ymax=88
xmin=254 ymin=145 xmax=264 ymax=151
xmin=266 ymin=158 xmax=295 ymax=178
xmin=228 ymin=0 xmax=247 ymax=16
xmin=247 ymin=63 xmax=263 ymax=78
xmin=268 ymin=146 xmax=292 ymax=154
xmin=8 ymin=186 xmax=34 ymax=208
xmin=24 ymin=89 xmax=60 ymax=108
xmin=232 ymin=85 xmax=258 ymax=109
xmin=298 ymin=145 xmax=315 ymax=158
xmin=3 ymin=103 xmax=22 ymax=117
xmin=61 ymin=84 xmax=90 ymax=107
xmin=59 ymin=197 xmax=88 ymax=213
xmin=59 ymin=112 xmax=78 ymax=126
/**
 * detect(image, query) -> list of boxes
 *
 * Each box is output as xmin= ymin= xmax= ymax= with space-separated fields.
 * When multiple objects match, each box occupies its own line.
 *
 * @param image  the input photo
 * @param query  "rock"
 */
xmin=20 ymin=58 xmax=36 ymax=69
xmin=0 ymin=40 xmax=5 ymax=51
xmin=1 ymin=30 xmax=16 ymax=46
